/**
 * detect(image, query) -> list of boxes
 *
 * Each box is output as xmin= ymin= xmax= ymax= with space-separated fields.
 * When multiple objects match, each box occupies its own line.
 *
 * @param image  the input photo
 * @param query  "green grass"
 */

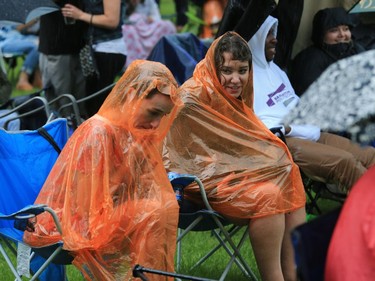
xmin=0 ymin=227 xmax=258 ymax=280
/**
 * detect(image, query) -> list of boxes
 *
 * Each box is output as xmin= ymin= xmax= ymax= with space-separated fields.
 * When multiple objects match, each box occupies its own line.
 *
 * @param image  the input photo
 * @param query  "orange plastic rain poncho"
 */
xmin=24 ymin=60 xmax=180 ymax=280
xmin=163 ymin=32 xmax=306 ymax=219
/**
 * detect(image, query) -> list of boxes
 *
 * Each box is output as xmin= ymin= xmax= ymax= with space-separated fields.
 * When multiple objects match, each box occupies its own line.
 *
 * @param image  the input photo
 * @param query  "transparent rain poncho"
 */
xmin=24 ymin=60 xmax=181 ymax=280
xmin=163 ymin=32 xmax=306 ymax=219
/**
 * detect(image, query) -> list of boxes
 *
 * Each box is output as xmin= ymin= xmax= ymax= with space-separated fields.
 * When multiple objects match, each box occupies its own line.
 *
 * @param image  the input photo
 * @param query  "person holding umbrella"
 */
xmin=248 ymin=15 xmax=375 ymax=194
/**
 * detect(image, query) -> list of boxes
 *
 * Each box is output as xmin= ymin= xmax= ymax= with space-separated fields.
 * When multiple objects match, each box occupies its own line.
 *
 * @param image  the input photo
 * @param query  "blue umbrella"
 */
xmin=0 ymin=0 xmax=59 ymax=24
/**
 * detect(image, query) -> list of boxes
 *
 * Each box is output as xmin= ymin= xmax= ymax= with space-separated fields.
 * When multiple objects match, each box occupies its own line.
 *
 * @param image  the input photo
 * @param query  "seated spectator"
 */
xmin=164 ymin=31 xmax=306 ymax=281
xmin=289 ymin=7 xmax=366 ymax=96
xmin=248 ymin=15 xmax=375 ymax=193
xmin=0 ymin=20 xmax=41 ymax=91
xmin=24 ymin=60 xmax=181 ymax=280
xmin=122 ymin=0 xmax=176 ymax=68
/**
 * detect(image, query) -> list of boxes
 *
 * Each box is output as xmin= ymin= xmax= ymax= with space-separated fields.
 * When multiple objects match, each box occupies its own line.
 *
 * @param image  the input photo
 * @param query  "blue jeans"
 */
xmin=1 ymin=36 xmax=39 ymax=75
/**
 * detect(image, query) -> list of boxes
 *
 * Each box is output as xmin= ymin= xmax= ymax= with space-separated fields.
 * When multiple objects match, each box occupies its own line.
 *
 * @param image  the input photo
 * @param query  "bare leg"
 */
xmin=16 ymin=71 xmax=33 ymax=91
xmin=249 ymin=213 xmax=285 ymax=281
xmin=281 ymin=207 xmax=306 ymax=281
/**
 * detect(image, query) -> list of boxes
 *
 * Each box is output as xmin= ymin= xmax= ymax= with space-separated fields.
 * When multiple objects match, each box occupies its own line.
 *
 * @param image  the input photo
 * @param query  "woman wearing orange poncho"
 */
xmin=163 ymin=32 xmax=306 ymax=281
xmin=24 ymin=60 xmax=181 ymax=280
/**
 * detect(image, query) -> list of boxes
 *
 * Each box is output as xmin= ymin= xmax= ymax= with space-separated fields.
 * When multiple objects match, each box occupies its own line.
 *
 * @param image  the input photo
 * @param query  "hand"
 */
xmin=286 ymin=124 xmax=321 ymax=141
xmin=61 ymin=4 xmax=83 ymax=20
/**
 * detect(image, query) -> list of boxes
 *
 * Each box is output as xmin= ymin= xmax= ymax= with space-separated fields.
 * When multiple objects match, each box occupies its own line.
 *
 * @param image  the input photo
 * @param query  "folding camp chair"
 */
xmin=168 ymin=172 xmax=259 ymax=281
xmin=0 ymin=118 xmax=72 ymax=280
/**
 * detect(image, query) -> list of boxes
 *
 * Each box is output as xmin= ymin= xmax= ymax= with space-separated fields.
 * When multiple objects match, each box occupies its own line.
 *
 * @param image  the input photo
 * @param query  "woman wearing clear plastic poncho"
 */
xmin=163 ymin=32 xmax=306 ymax=281
xmin=24 ymin=60 xmax=181 ymax=280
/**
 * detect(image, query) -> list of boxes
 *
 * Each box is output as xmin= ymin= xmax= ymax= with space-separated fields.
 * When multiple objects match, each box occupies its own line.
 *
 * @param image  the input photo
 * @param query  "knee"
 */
xmin=335 ymin=153 xmax=362 ymax=171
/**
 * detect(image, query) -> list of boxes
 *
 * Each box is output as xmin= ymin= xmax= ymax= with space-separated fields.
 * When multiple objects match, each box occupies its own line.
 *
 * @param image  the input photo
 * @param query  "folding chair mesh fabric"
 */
xmin=0 ymin=118 xmax=68 ymax=222
xmin=0 ymin=118 xmax=69 ymax=280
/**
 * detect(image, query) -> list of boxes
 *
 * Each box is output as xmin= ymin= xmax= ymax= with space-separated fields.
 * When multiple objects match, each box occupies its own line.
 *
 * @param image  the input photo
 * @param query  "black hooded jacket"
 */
xmin=289 ymin=7 xmax=365 ymax=96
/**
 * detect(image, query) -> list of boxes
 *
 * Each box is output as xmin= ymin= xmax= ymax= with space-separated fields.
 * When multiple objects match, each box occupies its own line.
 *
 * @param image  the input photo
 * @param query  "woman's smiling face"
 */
xmin=219 ymin=52 xmax=250 ymax=99
xmin=323 ymin=25 xmax=352 ymax=45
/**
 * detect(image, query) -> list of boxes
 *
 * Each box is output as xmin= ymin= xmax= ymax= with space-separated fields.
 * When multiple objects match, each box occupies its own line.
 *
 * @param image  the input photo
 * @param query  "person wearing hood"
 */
xmin=24 ymin=60 xmax=181 ymax=281
xmin=249 ymin=15 xmax=375 ymax=194
xmin=164 ymin=31 xmax=307 ymax=281
xmin=289 ymin=7 xmax=365 ymax=96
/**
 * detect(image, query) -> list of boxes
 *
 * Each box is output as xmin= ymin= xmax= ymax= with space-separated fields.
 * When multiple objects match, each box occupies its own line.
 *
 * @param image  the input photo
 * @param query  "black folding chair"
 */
xmin=169 ymin=172 xmax=258 ymax=281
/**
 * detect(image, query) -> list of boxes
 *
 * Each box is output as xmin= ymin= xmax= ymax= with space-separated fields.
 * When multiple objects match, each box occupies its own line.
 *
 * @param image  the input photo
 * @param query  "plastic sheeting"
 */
xmin=24 ymin=60 xmax=181 ymax=280
xmin=163 ymin=32 xmax=306 ymax=219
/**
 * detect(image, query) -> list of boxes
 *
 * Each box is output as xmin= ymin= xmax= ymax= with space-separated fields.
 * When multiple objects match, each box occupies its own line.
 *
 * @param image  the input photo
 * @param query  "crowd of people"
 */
xmin=1 ymin=1 xmax=375 ymax=281
xmin=1 ymin=0 xmax=225 ymax=119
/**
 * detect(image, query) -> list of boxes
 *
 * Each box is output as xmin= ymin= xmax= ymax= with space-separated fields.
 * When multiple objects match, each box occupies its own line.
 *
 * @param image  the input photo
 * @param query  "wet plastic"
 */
xmin=24 ymin=60 xmax=181 ymax=280
xmin=163 ymin=32 xmax=306 ymax=219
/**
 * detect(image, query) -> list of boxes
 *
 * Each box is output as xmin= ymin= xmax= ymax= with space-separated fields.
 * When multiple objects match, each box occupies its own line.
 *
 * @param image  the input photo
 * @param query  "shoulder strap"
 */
xmin=37 ymin=127 xmax=62 ymax=154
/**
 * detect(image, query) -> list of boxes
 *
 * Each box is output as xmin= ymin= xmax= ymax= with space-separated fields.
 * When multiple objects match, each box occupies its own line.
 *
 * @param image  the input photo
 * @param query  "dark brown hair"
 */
xmin=214 ymin=32 xmax=252 ymax=78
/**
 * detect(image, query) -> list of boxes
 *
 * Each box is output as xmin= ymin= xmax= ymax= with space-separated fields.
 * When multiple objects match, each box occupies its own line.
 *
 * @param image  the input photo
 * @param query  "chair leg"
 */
xmin=212 ymin=224 xmax=258 ymax=281
xmin=218 ymin=226 xmax=254 ymax=281
xmin=176 ymin=228 xmax=182 ymax=272
xmin=0 ymin=240 xmax=23 ymax=281
xmin=181 ymin=222 xmax=258 ymax=281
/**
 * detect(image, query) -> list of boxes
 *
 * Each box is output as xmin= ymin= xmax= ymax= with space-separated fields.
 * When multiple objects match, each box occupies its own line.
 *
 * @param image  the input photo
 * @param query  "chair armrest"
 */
xmin=0 ymin=204 xmax=47 ymax=220
xmin=0 ymin=204 xmax=63 ymax=235
xmin=168 ymin=172 xmax=213 ymax=211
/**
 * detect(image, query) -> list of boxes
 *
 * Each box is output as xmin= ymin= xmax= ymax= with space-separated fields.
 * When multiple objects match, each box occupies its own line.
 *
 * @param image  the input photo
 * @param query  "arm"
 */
xmin=61 ymin=0 xmax=121 ymax=29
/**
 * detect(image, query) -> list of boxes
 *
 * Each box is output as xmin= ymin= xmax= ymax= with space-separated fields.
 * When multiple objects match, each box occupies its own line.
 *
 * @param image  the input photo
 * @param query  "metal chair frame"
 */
xmin=169 ymin=173 xmax=258 ymax=281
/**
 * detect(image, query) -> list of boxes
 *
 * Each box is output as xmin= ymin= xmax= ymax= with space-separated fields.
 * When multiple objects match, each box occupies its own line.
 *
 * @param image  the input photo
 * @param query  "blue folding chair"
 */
xmin=0 ymin=118 xmax=71 ymax=281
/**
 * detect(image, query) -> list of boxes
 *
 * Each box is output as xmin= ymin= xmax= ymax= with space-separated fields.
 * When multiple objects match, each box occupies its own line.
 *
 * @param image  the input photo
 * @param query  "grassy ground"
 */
xmin=1 ymin=227 xmax=257 ymax=281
